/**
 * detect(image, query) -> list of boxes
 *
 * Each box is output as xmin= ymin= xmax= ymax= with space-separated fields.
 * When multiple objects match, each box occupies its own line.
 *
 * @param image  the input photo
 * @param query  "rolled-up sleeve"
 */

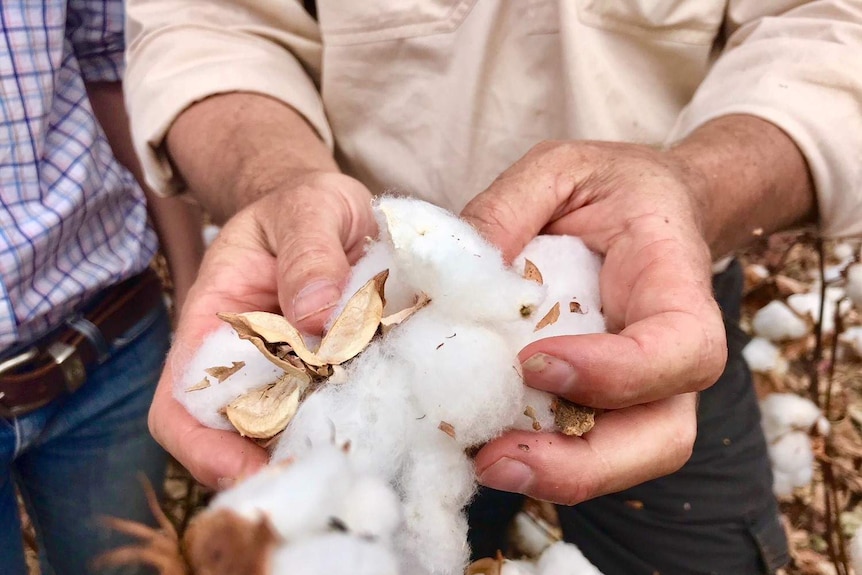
xmin=667 ymin=1 xmax=862 ymax=238
xmin=125 ymin=0 xmax=332 ymax=196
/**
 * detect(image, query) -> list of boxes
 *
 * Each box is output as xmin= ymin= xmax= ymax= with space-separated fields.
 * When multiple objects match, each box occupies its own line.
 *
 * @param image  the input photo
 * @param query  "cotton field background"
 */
xmin=17 ymin=228 xmax=862 ymax=575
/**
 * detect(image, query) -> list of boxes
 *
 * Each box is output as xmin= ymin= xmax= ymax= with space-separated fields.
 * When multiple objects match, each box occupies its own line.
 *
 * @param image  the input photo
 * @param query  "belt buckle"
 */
xmin=46 ymin=342 xmax=86 ymax=393
xmin=0 ymin=348 xmax=39 ymax=417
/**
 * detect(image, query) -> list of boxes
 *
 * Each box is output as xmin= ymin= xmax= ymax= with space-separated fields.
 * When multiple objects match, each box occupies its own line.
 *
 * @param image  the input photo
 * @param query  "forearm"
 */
xmin=667 ymin=114 xmax=817 ymax=259
xmin=165 ymin=93 xmax=339 ymax=224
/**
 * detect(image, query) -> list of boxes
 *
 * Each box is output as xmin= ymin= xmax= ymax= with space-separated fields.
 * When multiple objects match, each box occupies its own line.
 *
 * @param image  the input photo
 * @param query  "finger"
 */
xmin=253 ymin=175 xmax=377 ymax=334
xmin=521 ymin=223 xmax=726 ymax=408
xmin=474 ymin=393 xmax=697 ymax=505
xmin=460 ymin=145 xmax=575 ymax=262
xmin=149 ymin=359 xmax=268 ymax=490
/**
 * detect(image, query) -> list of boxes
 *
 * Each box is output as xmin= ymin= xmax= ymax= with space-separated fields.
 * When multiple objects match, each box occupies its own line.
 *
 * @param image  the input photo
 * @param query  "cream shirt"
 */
xmin=126 ymin=0 xmax=862 ymax=238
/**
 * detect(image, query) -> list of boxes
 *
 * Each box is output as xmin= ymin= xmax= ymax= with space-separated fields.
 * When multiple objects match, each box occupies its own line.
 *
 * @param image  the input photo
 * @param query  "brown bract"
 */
xmin=224 ymin=375 xmax=303 ymax=439
xmin=213 ymin=271 xmax=391 ymax=439
xmin=184 ymin=510 xmax=279 ymax=575
xmin=523 ymin=259 xmax=543 ymax=284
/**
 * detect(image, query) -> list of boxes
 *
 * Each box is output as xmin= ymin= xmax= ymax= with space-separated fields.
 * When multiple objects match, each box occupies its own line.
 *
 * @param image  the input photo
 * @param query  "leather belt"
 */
xmin=0 ymin=268 xmax=164 ymax=417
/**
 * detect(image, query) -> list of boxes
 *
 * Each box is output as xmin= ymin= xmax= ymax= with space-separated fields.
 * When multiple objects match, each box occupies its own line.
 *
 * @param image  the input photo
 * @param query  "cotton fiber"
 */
xmin=751 ymin=300 xmax=808 ymax=341
xmin=760 ymin=393 xmax=830 ymax=497
xmin=178 ymin=196 xmax=608 ymax=574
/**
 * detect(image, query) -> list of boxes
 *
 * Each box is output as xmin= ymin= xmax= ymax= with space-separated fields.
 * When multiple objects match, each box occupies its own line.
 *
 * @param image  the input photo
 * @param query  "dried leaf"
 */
xmin=218 ymin=311 xmax=323 ymax=367
xmin=534 ymin=302 xmax=561 ymax=331
xmin=438 ymin=421 xmax=456 ymax=439
xmin=204 ymin=361 xmax=245 ymax=383
xmin=552 ymin=398 xmax=595 ymax=436
xmin=523 ymin=259 xmax=543 ymax=284
xmin=569 ymin=300 xmax=584 ymax=314
xmin=381 ymin=292 xmax=430 ymax=333
xmin=225 ymin=376 xmax=302 ymax=439
xmin=523 ymin=405 xmax=542 ymax=431
xmin=186 ymin=378 xmax=211 ymax=392
xmin=316 ymin=270 xmax=388 ymax=364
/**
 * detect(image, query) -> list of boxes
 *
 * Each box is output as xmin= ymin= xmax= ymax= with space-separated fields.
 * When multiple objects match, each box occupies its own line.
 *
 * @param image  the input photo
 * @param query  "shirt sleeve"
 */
xmin=666 ymin=1 xmax=862 ymax=238
xmin=66 ymin=0 xmax=126 ymax=82
xmin=124 ymin=0 xmax=332 ymax=196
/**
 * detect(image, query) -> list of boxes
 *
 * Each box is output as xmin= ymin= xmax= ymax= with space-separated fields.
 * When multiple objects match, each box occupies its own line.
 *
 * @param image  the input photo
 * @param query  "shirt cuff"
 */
xmin=667 ymin=39 xmax=862 ymax=238
xmin=126 ymin=29 xmax=332 ymax=197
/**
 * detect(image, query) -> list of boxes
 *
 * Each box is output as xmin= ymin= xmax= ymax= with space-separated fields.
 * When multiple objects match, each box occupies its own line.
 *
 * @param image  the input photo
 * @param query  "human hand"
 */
xmin=461 ymin=140 xmax=728 ymax=505
xmin=148 ymin=172 xmax=377 ymax=488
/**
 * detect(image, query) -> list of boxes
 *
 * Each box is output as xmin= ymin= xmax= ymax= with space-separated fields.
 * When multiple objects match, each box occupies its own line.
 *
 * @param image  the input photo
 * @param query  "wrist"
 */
xmin=664 ymin=114 xmax=816 ymax=258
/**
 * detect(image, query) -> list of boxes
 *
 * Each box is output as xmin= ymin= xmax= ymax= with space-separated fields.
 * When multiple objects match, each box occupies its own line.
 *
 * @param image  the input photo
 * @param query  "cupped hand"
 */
xmin=460 ymin=140 xmax=728 ymax=505
xmin=148 ymin=172 xmax=376 ymax=489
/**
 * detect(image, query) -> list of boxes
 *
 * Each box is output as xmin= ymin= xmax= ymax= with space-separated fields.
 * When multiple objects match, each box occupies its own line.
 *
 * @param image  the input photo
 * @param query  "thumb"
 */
xmin=253 ymin=174 xmax=377 ymax=334
xmin=460 ymin=150 xmax=569 ymax=262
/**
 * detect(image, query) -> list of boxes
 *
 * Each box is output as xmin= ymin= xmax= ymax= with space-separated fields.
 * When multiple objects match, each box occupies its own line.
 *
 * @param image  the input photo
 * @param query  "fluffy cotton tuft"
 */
xmin=181 ymin=198 xmax=608 ymax=574
xmin=786 ymin=287 xmax=852 ymax=335
xmin=742 ymin=337 xmax=788 ymax=375
xmin=535 ymin=541 xmax=604 ymax=575
xmin=760 ymin=393 xmax=829 ymax=497
xmin=751 ymin=301 xmax=809 ymax=341
xmin=175 ymin=325 xmax=285 ymax=429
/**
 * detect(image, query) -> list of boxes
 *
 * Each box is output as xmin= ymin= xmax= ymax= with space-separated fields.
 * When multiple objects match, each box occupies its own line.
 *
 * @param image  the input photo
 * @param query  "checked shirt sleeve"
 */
xmin=66 ymin=0 xmax=126 ymax=82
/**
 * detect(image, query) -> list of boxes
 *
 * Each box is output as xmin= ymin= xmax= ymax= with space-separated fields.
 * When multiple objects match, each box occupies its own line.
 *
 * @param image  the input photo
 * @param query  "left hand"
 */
xmin=460 ymin=140 xmax=727 ymax=505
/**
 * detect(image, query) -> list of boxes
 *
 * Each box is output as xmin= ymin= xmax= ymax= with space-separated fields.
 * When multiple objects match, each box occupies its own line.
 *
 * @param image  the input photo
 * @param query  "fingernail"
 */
xmin=478 ymin=457 xmax=534 ymax=493
xmin=294 ymin=280 xmax=341 ymax=321
xmin=521 ymin=353 xmax=577 ymax=393
xmin=217 ymin=477 xmax=235 ymax=491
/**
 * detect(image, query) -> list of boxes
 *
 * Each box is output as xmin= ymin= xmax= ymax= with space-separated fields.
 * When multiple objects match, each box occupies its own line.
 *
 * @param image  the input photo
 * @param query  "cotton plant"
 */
xmin=759 ymin=393 xmax=831 ymax=497
xmin=104 ymin=197 xmax=606 ymax=575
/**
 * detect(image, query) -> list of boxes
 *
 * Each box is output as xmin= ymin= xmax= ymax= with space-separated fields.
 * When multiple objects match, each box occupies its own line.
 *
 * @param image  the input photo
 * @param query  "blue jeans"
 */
xmin=0 ymin=303 xmax=171 ymax=575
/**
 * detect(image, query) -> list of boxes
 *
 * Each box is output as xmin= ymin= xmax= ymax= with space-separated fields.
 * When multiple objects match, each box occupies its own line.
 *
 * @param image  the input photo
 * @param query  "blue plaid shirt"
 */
xmin=0 ymin=0 xmax=157 ymax=351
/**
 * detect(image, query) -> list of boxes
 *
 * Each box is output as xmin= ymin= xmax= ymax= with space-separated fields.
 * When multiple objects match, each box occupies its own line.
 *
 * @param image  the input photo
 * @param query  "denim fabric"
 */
xmin=0 ymin=302 xmax=170 ymax=575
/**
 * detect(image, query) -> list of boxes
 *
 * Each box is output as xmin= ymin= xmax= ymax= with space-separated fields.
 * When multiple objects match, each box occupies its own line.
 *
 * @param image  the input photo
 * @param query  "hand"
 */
xmin=461 ymin=140 xmax=728 ymax=505
xmin=148 ymin=172 xmax=376 ymax=488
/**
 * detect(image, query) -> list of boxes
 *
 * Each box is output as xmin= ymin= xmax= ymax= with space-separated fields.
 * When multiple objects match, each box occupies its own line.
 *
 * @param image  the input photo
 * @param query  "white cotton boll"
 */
xmin=502 ymin=560 xmax=539 ymax=575
xmin=760 ymin=393 xmax=829 ymax=442
xmin=742 ymin=337 xmax=788 ymax=375
xmin=391 ymin=313 xmax=526 ymax=448
xmin=767 ymin=431 xmax=814 ymax=496
xmin=771 ymin=469 xmax=796 ymax=498
xmin=399 ymin=439 xmax=476 ymax=511
xmin=850 ymin=527 xmax=862 ymax=575
xmin=326 ymin=240 xmax=417 ymax=330
xmin=374 ymin=197 xmax=546 ymax=324
xmin=511 ymin=512 xmax=555 ymax=557
xmin=211 ymin=445 xmax=352 ymax=541
xmin=847 ymin=263 xmax=862 ymax=310
xmin=339 ymin=475 xmax=402 ymax=542
xmin=202 ymin=224 xmax=221 ymax=247
xmin=839 ymin=326 xmax=862 ymax=359
xmin=751 ymin=300 xmax=809 ymax=341
xmin=513 ymin=235 xmax=606 ymax=346
xmin=512 ymin=387 xmax=556 ymax=433
xmin=397 ymin=499 xmax=470 ymax=575
xmin=271 ymin=356 xmax=415 ymax=479
xmin=270 ymin=534 xmax=400 ymax=575
xmin=787 ymin=287 xmax=851 ymax=335
xmin=535 ymin=541 xmax=605 ymax=575
xmin=175 ymin=324 xmax=285 ymax=430
xmin=833 ymin=242 xmax=855 ymax=262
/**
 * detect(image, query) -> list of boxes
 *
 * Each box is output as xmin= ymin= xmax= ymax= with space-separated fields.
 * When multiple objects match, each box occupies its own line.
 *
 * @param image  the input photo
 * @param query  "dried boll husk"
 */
xmin=183 ymin=510 xmax=279 ymax=575
xmin=224 ymin=375 xmax=303 ymax=439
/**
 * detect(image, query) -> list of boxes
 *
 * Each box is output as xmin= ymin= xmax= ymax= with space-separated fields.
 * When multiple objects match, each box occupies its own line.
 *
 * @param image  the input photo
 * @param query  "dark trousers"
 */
xmin=468 ymin=260 xmax=789 ymax=574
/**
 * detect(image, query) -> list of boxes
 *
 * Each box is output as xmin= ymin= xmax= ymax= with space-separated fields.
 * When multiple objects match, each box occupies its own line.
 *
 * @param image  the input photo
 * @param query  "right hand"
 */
xmin=149 ymin=172 xmax=376 ymax=488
